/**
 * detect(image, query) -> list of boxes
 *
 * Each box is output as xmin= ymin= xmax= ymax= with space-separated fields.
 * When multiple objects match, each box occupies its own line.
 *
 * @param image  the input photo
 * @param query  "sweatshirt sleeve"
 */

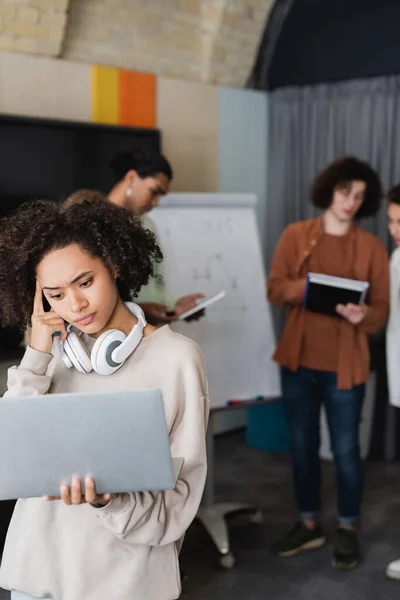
xmin=359 ymin=240 xmax=389 ymax=334
xmin=94 ymin=374 xmax=209 ymax=546
xmin=3 ymin=346 xmax=53 ymax=397
xmin=267 ymin=225 xmax=307 ymax=307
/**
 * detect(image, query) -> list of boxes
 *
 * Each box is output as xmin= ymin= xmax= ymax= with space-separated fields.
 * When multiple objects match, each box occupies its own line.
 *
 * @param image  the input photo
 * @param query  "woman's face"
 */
xmin=126 ymin=171 xmax=170 ymax=215
xmin=329 ymin=180 xmax=366 ymax=222
xmin=36 ymin=244 xmax=119 ymax=336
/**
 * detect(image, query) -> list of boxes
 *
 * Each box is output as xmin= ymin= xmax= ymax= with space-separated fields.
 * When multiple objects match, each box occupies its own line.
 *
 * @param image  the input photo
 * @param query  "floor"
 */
xmin=1 ymin=431 xmax=400 ymax=600
xmin=182 ymin=432 xmax=400 ymax=600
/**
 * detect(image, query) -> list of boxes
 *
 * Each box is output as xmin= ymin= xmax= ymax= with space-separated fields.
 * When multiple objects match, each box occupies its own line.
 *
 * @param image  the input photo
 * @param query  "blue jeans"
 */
xmin=281 ymin=367 xmax=365 ymax=526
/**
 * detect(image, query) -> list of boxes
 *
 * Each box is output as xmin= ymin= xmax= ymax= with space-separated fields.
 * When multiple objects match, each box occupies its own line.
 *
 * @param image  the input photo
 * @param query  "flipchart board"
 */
xmin=150 ymin=193 xmax=281 ymax=409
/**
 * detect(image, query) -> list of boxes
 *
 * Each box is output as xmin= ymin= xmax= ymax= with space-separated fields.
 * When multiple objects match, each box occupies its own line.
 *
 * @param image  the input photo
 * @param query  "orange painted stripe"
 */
xmin=119 ymin=70 xmax=156 ymax=128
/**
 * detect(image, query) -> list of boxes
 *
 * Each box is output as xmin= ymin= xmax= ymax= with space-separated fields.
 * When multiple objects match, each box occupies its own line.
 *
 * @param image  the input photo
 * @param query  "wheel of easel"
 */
xmin=219 ymin=551 xmax=236 ymax=569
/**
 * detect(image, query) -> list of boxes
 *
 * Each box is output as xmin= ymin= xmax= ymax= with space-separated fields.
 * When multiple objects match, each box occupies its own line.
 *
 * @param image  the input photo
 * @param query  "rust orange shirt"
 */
xmin=267 ymin=218 xmax=389 ymax=389
xmin=301 ymin=230 xmax=354 ymax=371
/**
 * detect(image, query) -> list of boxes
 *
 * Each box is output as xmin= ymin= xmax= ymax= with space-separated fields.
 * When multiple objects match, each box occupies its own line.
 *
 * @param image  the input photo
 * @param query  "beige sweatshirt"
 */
xmin=0 ymin=326 xmax=209 ymax=600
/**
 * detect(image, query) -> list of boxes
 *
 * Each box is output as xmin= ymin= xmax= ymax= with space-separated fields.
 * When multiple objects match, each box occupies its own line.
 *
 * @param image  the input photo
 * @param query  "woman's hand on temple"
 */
xmin=30 ymin=281 xmax=67 ymax=354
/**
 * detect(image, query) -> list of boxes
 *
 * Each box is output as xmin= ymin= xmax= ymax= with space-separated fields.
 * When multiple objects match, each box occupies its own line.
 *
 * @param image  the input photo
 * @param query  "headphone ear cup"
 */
xmin=91 ymin=330 xmax=126 ymax=376
xmin=61 ymin=331 xmax=93 ymax=374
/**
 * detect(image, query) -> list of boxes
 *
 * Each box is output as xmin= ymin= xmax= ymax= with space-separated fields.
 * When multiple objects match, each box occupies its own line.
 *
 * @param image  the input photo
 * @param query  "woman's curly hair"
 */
xmin=311 ymin=156 xmax=383 ymax=219
xmin=0 ymin=190 xmax=163 ymax=330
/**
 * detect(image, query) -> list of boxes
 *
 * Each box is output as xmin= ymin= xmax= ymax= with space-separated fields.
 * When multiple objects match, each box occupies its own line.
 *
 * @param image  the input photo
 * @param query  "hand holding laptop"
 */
xmin=44 ymin=475 xmax=116 ymax=507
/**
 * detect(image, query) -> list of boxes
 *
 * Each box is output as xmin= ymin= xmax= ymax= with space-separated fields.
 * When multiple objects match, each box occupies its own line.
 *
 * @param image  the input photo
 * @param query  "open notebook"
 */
xmin=304 ymin=273 xmax=369 ymax=317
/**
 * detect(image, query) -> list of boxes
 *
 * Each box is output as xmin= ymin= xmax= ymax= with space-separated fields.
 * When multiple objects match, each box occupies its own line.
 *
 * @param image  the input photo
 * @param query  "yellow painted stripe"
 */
xmin=91 ymin=65 xmax=119 ymax=124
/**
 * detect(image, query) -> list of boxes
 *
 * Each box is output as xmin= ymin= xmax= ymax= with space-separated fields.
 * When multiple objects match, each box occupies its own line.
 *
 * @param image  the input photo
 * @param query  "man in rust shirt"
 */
xmin=268 ymin=157 xmax=389 ymax=570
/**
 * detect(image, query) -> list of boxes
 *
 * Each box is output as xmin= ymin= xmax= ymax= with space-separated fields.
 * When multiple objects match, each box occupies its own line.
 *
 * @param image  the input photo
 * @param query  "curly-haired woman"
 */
xmin=267 ymin=157 xmax=389 ymax=569
xmin=0 ymin=192 xmax=209 ymax=600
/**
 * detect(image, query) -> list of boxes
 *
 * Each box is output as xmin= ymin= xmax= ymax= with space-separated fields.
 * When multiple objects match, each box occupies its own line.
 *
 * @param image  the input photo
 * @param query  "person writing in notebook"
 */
xmin=0 ymin=193 xmax=209 ymax=600
xmin=385 ymin=184 xmax=400 ymax=580
xmin=268 ymin=157 xmax=389 ymax=570
xmin=107 ymin=149 xmax=204 ymax=325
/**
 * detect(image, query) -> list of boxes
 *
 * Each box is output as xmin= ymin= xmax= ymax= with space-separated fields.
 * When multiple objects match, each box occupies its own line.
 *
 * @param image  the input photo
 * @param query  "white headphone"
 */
xmin=60 ymin=302 xmax=147 ymax=376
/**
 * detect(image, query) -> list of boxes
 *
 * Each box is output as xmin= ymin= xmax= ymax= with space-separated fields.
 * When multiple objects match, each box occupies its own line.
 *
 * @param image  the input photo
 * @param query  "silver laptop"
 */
xmin=0 ymin=389 xmax=184 ymax=500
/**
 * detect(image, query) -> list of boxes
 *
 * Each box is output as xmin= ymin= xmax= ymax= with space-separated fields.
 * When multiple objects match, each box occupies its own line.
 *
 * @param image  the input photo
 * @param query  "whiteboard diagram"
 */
xmin=151 ymin=194 xmax=281 ymax=408
xmin=191 ymin=253 xmax=248 ymax=314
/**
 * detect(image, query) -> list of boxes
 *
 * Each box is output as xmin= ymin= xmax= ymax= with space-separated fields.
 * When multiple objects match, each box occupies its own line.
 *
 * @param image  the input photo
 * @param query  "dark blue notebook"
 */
xmin=304 ymin=273 xmax=369 ymax=317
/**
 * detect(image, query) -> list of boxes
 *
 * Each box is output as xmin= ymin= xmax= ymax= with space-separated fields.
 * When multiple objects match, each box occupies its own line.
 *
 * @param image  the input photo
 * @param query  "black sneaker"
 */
xmin=332 ymin=527 xmax=360 ymax=570
xmin=271 ymin=521 xmax=326 ymax=557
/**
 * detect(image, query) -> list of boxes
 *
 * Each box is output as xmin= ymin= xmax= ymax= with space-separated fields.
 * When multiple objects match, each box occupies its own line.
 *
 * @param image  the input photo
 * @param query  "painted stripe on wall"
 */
xmin=91 ymin=65 xmax=119 ymax=124
xmin=119 ymin=70 xmax=156 ymax=128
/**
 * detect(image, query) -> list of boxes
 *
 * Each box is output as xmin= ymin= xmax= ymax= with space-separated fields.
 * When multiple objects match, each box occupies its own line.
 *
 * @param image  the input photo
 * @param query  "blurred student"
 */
xmin=385 ymin=184 xmax=400 ymax=580
xmin=268 ymin=157 xmax=389 ymax=570
xmin=108 ymin=150 xmax=204 ymax=325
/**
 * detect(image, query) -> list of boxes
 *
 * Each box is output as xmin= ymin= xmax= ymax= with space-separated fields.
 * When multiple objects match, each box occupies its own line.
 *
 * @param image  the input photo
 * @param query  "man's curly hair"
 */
xmin=0 ymin=190 xmax=163 ymax=330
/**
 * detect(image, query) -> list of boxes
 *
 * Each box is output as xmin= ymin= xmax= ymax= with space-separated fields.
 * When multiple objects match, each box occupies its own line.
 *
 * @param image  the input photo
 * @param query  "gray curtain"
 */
xmin=267 ymin=75 xmax=400 ymax=459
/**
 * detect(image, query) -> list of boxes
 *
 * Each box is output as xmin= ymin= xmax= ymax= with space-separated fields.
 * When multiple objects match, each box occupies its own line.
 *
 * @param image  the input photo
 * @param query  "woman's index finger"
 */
xmin=33 ymin=279 xmax=45 ymax=315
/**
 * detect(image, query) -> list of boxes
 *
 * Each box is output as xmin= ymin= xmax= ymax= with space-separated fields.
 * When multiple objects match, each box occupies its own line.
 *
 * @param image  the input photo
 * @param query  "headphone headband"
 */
xmin=112 ymin=302 xmax=147 ymax=364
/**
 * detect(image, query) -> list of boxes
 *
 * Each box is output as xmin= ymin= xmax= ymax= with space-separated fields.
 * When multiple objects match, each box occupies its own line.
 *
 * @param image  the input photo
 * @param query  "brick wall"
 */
xmin=64 ymin=0 xmax=272 ymax=86
xmin=0 ymin=0 xmax=70 ymax=56
xmin=0 ymin=0 xmax=272 ymax=87
xmin=0 ymin=0 xmax=273 ymax=87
